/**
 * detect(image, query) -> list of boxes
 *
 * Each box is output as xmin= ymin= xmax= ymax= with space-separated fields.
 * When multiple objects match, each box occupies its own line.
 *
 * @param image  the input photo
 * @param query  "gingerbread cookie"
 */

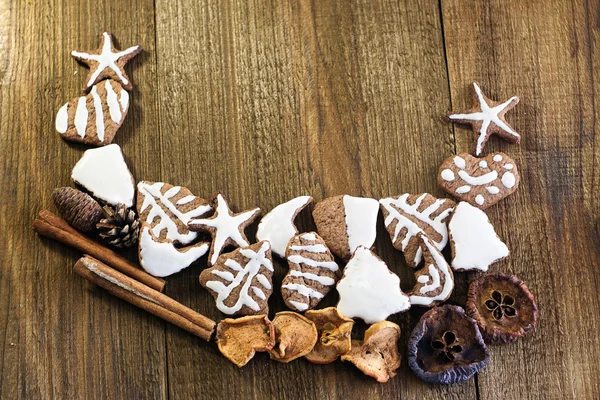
xmin=446 ymin=82 xmax=520 ymax=156
xmin=188 ymin=193 xmax=260 ymax=266
xmin=56 ymin=79 xmax=129 ymax=146
xmin=380 ymin=193 xmax=455 ymax=267
xmin=448 ymin=202 xmax=509 ymax=272
xmin=199 ymin=241 xmax=274 ymax=316
xmin=312 ymin=195 xmax=379 ymax=261
xmin=72 ymin=32 xmax=141 ymax=91
xmin=137 ymin=181 xmax=212 ymax=246
xmin=336 ymin=247 xmax=410 ymax=323
xmin=408 ymin=234 xmax=454 ymax=307
xmin=256 ymin=196 xmax=313 ymax=258
xmin=281 ymin=232 xmax=340 ymax=312
xmin=71 ymin=144 xmax=135 ymax=207
xmin=438 ymin=153 xmax=519 ymax=209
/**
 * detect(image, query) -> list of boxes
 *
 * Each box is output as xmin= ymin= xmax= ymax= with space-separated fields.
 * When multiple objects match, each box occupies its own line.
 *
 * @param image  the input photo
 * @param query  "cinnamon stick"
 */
xmin=75 ymin=255 xmax=215 ymax=341
xmin=33 ymin=209 xmax=165 ymax=292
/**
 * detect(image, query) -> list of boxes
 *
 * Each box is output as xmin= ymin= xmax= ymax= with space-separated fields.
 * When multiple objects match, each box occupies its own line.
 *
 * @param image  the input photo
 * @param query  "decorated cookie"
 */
xmin=446 ymin=82 xmax=520 ymax=156
xmin=304 ymin=307 xmax=354 ymax=364
xmin=269 ymin=311 xmax=318 ymax=363
xmin=216 ymin=315 xmax=275 ymax=368
xmin=55 ymin=79 xmax=129 ymax=146
xmin=281 ymin=232 xmax=340 ymax=312
xmin=72 ymin=32 xmax=142 ymax=91
xmin=379 ymin=193 xmax=455 ymax=267
xmin=341 ymin=321 xmax=401 ymax=383
xmin=137 ymin=181 xmax=212 ymax=246
xmin=336 ymin=247 xmax=410 ymax=324
xmin=256 ymin=196 xmax=313 ymax=258
xmin=71 ymin=144 xmax=135 ymax=207
xmin=312 ymin=195 xmax=379 ymax=261
xmin=199 ymin=241 xmax=274 ymax=316
xmin=438 ymin=153 xmax=519 ymax=209
xmin=188 ymin=193 xmax=260 ymax=267
xmin=408 ymin=234 xmax=454 ymax=307
xmin=138 ymin=225 xmax=209 ymax=277
xmin=449 ymin=202 xmax=509 ymax=272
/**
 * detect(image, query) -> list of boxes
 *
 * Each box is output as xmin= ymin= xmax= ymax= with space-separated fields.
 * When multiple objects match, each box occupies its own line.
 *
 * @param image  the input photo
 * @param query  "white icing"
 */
xmin=90 ymin=86 xmax=105 ymax=142
xmin=189 ymin=194 xmax=260 ymax=266
xmin=301 ymin=233 xmax=316 ymax=241
xmin=475 ymin=195 xmax=485 ymax=205
xmin=289 ymin=244 xmax=327 ymax=253
xmin=72 ymin=32 xmax=140 ymax=88
xmin=176 ymin=195 xmax=196 ymax=205
xmin=343 ymin=195 xmax=380 ymax=254
xmin=288 ymin=300 xmax=309 ymax=311
xmin=448 ymin=83 xmax=520 ymax=156
xmin=486 ymin=186 xmax=500 ymax=194
xmin=71 ymin=144 xmax=135 ymax=207
xmin=255 ymin=196 xmax=312 ymax=257
xmin=417 ymin=275 xmax=429 ymax=284
xmin=74 ymin=97 xmax=88 ymax=138
xmin=289 ymin=270 xmax=335 ymax=286
xmin=458 ymin=170 xmax=498 ymax=185
xmin=379 ymin=194 xmax=453 ymax=266
xmin=441 ymin=169 xmax=455 ymax=181
xmin=282 ymin=283 xmax=324 ymax=299
xmin=493 ymin=154 xmax=503 ymax=162
xmin=504 ymin=163 xmax=514 ymax=170
xmin=56 ymin=103 xmax=69 ymax=134
xmin=105 ymin=80 xmax=122 ymax=123
xmin=336 ymin=247 xmax=410 ymax=324
xmin=119 ymin=89 xmax=129 ymax=111
xmin=138 ymin=182 xmax=212 ymax=245
xmin=454 ymin=156 xmax=466 ymax=169
xmin=449 ymin=202 xmax=509 ymax=272
xmin=456 ymin=186 xmax=471 ymax=194
xmin=409 ymin=236 xmax=454 ymax=306
xmin=287 ymin=255 xmax=338 ymax=271
xmin=502 ymin=172 xmax=516 ymax=189
xmin=139 ymin=226 xmax=208 ymax=277
xmin=479 ymin=160 xmax=488 ymax=168
xmin=205 ymin=242 xmax=273 ymax=315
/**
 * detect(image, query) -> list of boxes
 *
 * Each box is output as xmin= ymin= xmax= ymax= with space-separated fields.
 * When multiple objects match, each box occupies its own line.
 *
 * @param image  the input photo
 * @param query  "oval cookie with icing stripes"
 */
xmin=282 ymin=232 xmax=340 ymax=312
xmin=437 ymin=152 xmax=519 ymax=209
xmin=55 ymin=79 xmax=129 ymax=146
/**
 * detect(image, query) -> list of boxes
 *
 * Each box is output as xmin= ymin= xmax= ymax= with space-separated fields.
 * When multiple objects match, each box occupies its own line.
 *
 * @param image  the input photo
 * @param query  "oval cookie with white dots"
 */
xmin=437 ymin=152 xmax=519 ymax=210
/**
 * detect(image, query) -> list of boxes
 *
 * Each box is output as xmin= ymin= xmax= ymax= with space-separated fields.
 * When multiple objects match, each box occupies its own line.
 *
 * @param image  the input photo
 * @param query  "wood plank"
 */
xmin=0 ymin=0 xmax=167 ymax=398
xmin=154 ymin=0 xmax=474 ymax=398
xmin=441 ymin=0 xmax=600 ymax=398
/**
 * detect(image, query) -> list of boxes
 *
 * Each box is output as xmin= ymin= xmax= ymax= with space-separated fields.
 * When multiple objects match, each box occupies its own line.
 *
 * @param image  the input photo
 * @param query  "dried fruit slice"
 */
xmin=270 ymin=312 xmax=318 ymax=363
xmin=341 ymin=321 xmax=401 ymax=383
xmin=407 ymin=305 xmax=489 ymax=385
xmin=304 ymin=307 xmax=354 ymax=364
xmin=466 ymin=273 xmax=538 ymax=344
xmin=216 ymin=315 xmax=275 ymax=368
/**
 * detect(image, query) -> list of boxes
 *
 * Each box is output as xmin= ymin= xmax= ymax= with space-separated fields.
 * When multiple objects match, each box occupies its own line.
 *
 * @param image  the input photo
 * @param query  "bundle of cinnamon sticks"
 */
xmin=33 ymin=209 xmax=215 ymax=341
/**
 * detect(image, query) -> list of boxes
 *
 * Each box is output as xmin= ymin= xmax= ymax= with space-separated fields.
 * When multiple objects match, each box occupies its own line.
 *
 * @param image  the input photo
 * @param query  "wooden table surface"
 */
xmin=1 ymin=0 xmax=599 ymax=399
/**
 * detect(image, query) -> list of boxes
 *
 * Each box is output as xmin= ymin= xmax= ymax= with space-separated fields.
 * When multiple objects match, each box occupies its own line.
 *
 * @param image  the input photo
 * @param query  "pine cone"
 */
xmin=52 ymin=187 xmax=104 ymax=232
xmin=96 ymin=204 xmax=140 ymax=248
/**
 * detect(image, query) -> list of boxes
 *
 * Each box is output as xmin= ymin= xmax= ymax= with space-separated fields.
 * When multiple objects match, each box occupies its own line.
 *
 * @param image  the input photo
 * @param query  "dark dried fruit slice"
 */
xmin=304 ymin=307 xmax=354 ymax=364
xmin=466 ymin=273 xmax=538 ymax=344
xmin=270 ymin=311 xmax=318 ymax=363
xmin=216 ymin=315 xmax=275 ymax=368
xmin=407 ymin=305 xmax=489 ymax=385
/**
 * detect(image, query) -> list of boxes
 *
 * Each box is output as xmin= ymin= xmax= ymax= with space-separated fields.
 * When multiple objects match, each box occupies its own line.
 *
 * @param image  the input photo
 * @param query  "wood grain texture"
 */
xmin=0 ymin=0 xmax=598 ymax=398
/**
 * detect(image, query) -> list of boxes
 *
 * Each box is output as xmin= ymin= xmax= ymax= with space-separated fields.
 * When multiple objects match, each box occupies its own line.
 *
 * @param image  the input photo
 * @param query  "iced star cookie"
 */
xmin=379 ymin=193 xmax=455 ymax=267
xmin=312 ymin=195 xmax=379 ymax=261
xmin=438 ymin=153 xmax=519 ymax=210
xmin=448 ymin=202 xmax=509 ymax=272
xmin=256 ymin=195 xmax=313 ymax=258
xmin=55 ymin=79 xmax=129 ymax=146
xmin=336 ymin=247 xmax=410 ymax=324
xmin=71 ymin=144 xmax=135 ymax=207
xmin=446 ymin=82 xmax=521 ymax=156
xmin=200 ymin=241 xmax=274 ymax=316
xmin=72 ymin=32 xmax=141 ymax=91
xmin=188 ymin=193 xmax=261 ymax=267
xmin=281 ymin=232 xmax=340 ymax=312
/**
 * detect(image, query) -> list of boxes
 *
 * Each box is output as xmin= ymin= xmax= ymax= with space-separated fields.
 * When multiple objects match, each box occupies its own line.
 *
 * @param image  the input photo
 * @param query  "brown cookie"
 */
xmin=269 ymin=312 xmax=318 ymax=363
xmin=312 ymin=195 xmax=379 ymax=261
xmin=71 ymin=32 xmax=141 ymax=91
xmin=188 ymin=193 xmax=261 ymax=267
xmin=199 ymin=241 xmax=274 ymax=316
xmin=304 ymin=307 xmax=354 ymax=364
xmin=282 ymin=232 xmax=340 ymax=312
xmin=438 ymin=153 xmax=519 ymax=209
xmin=216 ymin=315 xmax=275 ymax=368
xmin=379 ymin=193 xmax=455 ymax=267
xmin=446 ymin=82 xmax=520 ymax=156
xmin=56 ymin=79 xmax=129 ymax=146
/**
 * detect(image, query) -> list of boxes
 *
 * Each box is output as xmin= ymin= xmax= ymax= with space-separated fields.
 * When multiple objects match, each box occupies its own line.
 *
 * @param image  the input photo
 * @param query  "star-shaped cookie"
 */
xmin=446 ymin=82 xmax=520 ymax=156
xmin=188 ymin=193 xmax=261 ymax=266
xmin=72 ymin=32 xmax=142 ymax=91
